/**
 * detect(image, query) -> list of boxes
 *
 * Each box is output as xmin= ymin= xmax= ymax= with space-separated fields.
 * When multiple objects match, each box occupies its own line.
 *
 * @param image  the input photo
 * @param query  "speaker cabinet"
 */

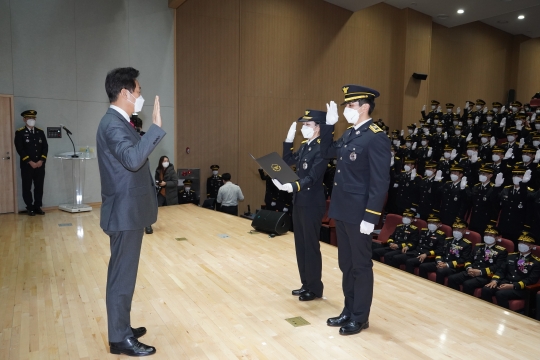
xmin=251 ymin=210 xmax=291 ymax=235
xmin=412 ymin=73 xmax=428 ymax=80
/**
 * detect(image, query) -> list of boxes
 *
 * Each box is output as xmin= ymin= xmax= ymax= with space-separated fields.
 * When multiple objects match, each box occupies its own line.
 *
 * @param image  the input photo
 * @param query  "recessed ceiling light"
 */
xmin=518 ymin=15 xmax=525 ymax=19
xmin=457 ymin=9 xmax=464 ymax=14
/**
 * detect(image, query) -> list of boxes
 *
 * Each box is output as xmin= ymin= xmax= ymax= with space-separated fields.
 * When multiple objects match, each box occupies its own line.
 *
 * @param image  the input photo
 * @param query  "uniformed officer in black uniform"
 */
xmin=436 ymin=164 xmax=470 ymax=226
xmin=468 ymin=165 xmax=502 ymax=233
xmin=273 ymin=109 xmax=329 ymax=302
xmin=459 ymin=142 xmax=482 ymax=186
xmin=206 ymin=165 xmax=224 ymax=210
xmin=437 ymin=145 xmax=457 ymax=183
xmin=392 ymin=158 xmax=421 ymax=215
xmin=421 ymin=100 xmax=442 ymax=121
xmin=430 ymin=123 xmax=447 ymax=161
xmin=481 ymin=232 xmax=540 ymax=309
xmin=521 ymin=146 xmax=540 ymax=191
xmin=321 ymin=85 xmax=390 ymax=336
xmin=323 ymin=159 xmax=337 ymax=198
xmin=501 ymin=127 xmax=521 ymax=165
xmin=14 ymin=110 xmax=48 ymax=216
xmin=478 ymin=131 xmax=494 ymax=162
xmin=178 ymin=179 xmax=199 ymax=205
xmin=448 ymin=125 xmax=467 ymax=157
xmin=372 ymin=209 xmax=419 ymax=263
xmin=448 ymin=225 xmax=507 ymax=295
xmin=389 ymin=212 xmax=446 ymax=273
xmin=418 ymin=218 xmax=472 ymax=284
xmin=411 ymin=162 xmax=441 ymax=220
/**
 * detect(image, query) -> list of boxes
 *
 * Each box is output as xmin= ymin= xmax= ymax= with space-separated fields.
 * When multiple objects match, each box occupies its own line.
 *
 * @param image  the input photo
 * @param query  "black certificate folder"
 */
xmin=251 ymin=152 xmax=300 ymax=184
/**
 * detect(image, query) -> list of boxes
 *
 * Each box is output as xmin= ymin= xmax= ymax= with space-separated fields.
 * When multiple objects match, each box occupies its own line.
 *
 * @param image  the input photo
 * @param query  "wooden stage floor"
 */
xmin=0 ymin=204 xmax=539 ymax=359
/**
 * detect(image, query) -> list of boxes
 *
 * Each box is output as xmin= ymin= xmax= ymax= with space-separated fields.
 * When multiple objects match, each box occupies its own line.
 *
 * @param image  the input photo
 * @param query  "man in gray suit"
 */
xmin=97 ymin=67 xmax=165 ymax=356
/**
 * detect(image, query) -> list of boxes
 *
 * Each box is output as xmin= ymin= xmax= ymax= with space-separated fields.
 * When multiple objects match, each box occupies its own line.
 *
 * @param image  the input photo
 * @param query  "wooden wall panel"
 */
xmin=517 ymin=38 xmax=540 ymax=103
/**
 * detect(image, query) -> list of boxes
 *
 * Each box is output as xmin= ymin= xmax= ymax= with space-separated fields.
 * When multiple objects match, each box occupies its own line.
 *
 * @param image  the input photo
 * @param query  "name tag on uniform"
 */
xmin=350 ymin=152 xmax=356 ymax=161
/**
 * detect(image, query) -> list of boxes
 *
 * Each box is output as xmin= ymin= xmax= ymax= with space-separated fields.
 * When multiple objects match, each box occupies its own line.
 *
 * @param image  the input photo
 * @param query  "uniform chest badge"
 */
xmin=356 ymin=130 xmax=360 ymax=135
xmin=406 ymin=182 xmax=409 ymax=187
xmin=308 ymin=147 xmax=311 ymax=151
xmin=483 ymin=196 xmax=487 ymax=201
xmin=454 ymin=196 xmax=458 ymax=201
xmin=349 ymin=152 xmax=356 ymax=161
xmin=26 ymin=139 xmax=29 ymax=142
xmin=518 ymin=202 xmax=523 ymax=209
xmin=303 ymin=162 xmax=308 ymax=170
xmin=39 ymin=139 xmax=42 ymax=143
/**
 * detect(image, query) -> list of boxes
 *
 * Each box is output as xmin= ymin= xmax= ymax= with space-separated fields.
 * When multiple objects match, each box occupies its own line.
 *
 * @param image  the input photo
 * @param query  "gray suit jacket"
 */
xmin=96 ymin=108 xmax=166 ymax=231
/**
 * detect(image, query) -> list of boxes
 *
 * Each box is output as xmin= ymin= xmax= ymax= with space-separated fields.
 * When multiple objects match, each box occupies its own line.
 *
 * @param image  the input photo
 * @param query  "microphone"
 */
xmin=59 ymin=124 xmax=73 ymax=135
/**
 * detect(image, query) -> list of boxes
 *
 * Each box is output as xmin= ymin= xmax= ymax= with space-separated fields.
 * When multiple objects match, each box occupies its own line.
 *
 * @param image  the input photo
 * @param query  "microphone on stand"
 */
xmin=60 ymin=124 xmax=78 ymax=158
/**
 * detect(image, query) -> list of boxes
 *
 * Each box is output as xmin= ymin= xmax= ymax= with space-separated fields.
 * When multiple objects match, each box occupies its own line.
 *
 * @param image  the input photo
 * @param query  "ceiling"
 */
xmin=324 ymin=0 xmax=540 ymax=38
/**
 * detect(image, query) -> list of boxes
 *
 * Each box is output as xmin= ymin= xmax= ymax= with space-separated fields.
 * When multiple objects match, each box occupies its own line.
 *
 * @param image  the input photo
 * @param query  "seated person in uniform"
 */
xmin=178 ymin=179 xmax=199 ymax=205
xmin=372 ymin=209 xmax=419 ymax=264
xmin=447 ymin=225 xmax=508 ymax=295
xmin=481 ymin=232 xmax=540 ymax=310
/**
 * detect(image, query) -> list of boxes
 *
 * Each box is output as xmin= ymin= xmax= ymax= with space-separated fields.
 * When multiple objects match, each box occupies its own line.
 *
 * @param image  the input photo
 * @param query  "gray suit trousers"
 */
xmin=105 ymin=229 xmax=144 ymax=342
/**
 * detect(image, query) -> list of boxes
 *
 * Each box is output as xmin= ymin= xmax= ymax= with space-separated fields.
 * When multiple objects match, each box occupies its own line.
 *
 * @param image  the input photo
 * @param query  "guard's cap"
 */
xmin=21 ymin=110 xmax=37 ymax=118
xmin=184 ymin=179 xmax=193 ymax=185
xmin=484 ymin=225 xmax=499 ymax=236
xmin=446 ymin=103 xmax=454 ymax=108
xmin=476 ymin=99 xmax=486 ymax=106
xmin=298 ymin=109 xmax=326 ymax=124
xmin=210 ymin=165 xmax=220 ymax=170
xmin=341 ymin=84 xmax=380 ymax=105
xmin=518 ymin=231 xmax=535 ymax=244
xmin=453 ymin=218 xmax=468 ymax=229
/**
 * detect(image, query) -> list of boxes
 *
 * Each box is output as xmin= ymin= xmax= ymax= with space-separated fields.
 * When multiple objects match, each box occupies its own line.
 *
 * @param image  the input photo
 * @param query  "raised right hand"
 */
xmin=152 ymin=96 xmax=161 ymax=127
xmin=326 ymin=101 xmax=339 ymax=125
xmin=285 ymin=121 xmax=297 ymax=143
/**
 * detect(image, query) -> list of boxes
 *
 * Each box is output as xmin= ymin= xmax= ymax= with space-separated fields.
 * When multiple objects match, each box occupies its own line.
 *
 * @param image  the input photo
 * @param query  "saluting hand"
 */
xmin=152 ymin=96 xmax=162 ymax=127
xmin=285 ymin=121 xmax=296 ymax=143
xmin=326 ymin=101 xmax=339 ymax=125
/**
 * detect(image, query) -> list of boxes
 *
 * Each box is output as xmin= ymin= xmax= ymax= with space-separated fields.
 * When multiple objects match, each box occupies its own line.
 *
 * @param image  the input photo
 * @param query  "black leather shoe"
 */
xmin=327 ymin=314 xmax=350 ymax=327
xmin=110 ymin=337 xmax=156 ymax=356
xmin=299 ymin=291 xmax=320 ymax=301
xmin=339 ymin=321 xmax=369 ymax=336
xmin=132 ymin=326 xmax=147 ymax=339
xmin=35 ymin=208 xmax=45 ymax=215
xmin=291 ymin=288 xmax=307 ymax=296
xmin=28 ymin=210 xmax=36 ymax=216
xmin=145 ymin=226 xmax=153 ymax=234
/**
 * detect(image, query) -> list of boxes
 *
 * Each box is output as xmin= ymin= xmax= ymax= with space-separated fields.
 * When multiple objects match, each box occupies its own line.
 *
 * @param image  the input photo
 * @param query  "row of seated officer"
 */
xmin=372 ymin=209 xmax=540 ymax=314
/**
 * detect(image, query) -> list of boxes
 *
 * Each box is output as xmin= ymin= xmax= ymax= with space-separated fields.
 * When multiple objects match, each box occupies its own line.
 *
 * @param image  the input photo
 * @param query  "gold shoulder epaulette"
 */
xmin=369 ymin=124 xmax=383 ymax=133
xmin=410 ymin=224 xmax=417 ymax=230
xmin=301 ymin=140 xmax=308 ymax=144
xmin=489 ymin=183 xmax=494 ymax=187
xmin=475 ymin=243 xmax=483 ymax=246
xmin=395 ymin=156 xmax=401 ymax=160
xmin=528 ymin=187 xmax=534 ymax=192
xmin=504 ymin=185 xmax=512 ymax=188
xmin=347 ymin=125 xmax=354 ymax=129
xmin=463 ymin=238 xmax=471 ymax=244
xmin=446 ymin=237 xmax=453 ymax=240
xmin=35 ymin=127 xmax=43 ymax=131
xmin=509 ymin=252 xmax=518 ymax=255
xmin=317 ymin=138 xmax=321 ymax=144
xmin=436 ymin=230 xmax=445 ymax=235
xmin=421 ymin=227 xmax=428 ymax=231
xmin=397 ymin=224 xmax=403 ymax=227
xmin=17 ymin=126 xmax=25 ymax=131
xmin=495 ymin=245 xmax=506 ymax=251
xmin=532 ymin=255 xmax=540 ymax=261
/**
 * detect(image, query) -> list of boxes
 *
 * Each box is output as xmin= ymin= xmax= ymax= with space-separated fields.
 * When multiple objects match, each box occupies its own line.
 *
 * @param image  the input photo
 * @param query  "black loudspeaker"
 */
xmin=507 ymin=89 xmax=516 ymax=104
xmin=251 ymin=210 xmax=291 ymax=235
xmin=412 ymin=73 xmax=428 ymax=80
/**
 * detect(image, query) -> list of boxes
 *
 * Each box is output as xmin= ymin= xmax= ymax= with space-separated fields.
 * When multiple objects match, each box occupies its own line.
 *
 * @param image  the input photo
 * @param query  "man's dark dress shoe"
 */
xmin=299 ymin=291 xmax=320 ymax=301
xmin=35 ymin=208 xmax=45 ymax=215
xmin=291 ymin=288 xmax=307 ymax=296
xmin=145 ymin=226 xmax=153 ymax=234
xmin=327 ymin=314 xmax=350 ymax=327
xmin=109 ymin=337 xmax=156 ymax=356
xmin=132 ymin=326 xmax=147 ymax=338
xmin=28 ymin=210 xmax=36 ymax=216
xmin=339 ymin=320 xmax=369 ymax=335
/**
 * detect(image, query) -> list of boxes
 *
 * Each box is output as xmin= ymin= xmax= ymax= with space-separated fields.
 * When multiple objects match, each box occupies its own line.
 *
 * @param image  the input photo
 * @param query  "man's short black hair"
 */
xmin=222 ymin=173 xmax=231 ymax=182
xmin=105 ymin=67 xmax=140 ymax=103
xmin=357 ymin=98 xmax=376 ymax=115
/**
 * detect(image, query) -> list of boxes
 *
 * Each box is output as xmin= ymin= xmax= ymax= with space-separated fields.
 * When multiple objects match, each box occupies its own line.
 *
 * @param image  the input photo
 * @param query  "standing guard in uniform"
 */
xmin=459 ymin=142 xmax=482 ymax=186
xmin=481 ymin=232 xmax=540 ymax=310
xmin=392 ymin=158 xmax=421 ymax=214
xmin=448 ymin=125 xmax=467 ymax=157
xmin=206 ymin=165 xmax=224 ymax=210
xmin=411 ymin=162 xmax=441 ymax=220
xmin=421 ymin=100 xmax=442 ymax=121
xmin=413 ymin=135 xmax=432 ymax=175
xmin=441 ymin=103 xmax=455 ymax=126
xmin=272 ymin=109 xmax=329 ymax=302
xmin=372 ymin=209 xmax=419 ymax=263
xmin=178 ymin=179 xmax=199 ymax=205
xmin=431 ymin=123 xmax=446 ymax=161
xmin=448 ymin=225 xmax=507 ymax=295
xmin=437 ymin=145 xmax=457 ymax=182
xmin=478 ymin=131 xmax=495 ymax=162
xmin=468 ymin=165 xmax=503 ymax=233
xmin=436 ymin=164 xmax=470 ymax=226
xmin=501 ymin=128 xmax=521 ymax=165
xmin=418 ymin=219 xmax=472 ymax=284
xmin=321 ymin=85 xmax=390 ymax=336
xmin=521 ymin=146 xmax=540 ymax=191
xmin=14 ymin=110 xmax=48 ymax=216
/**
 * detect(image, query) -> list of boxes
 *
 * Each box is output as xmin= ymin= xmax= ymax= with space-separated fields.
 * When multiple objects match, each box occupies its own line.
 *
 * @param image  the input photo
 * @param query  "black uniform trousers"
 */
xmin=21 ymin=163 xmax=45 ymax=210
xmin=418 ymin=262 xmax=457 ymax=284
xmin=220 ymin=205 xmax=238 ymax=216
xmin=104 ymin=229 xmax=144 ymax=342
xmin=447 ymin=272 xmax=490 ymax=294
xmin=480 ymin=287 xmax=525 ymax=309
xmin=336 ymin=220 xmax=373 ymax=323
xmin=372 ymin=248 xmax=401 ymax=265
xmin=389 ymin=252 xmax=431 ymax=273
xmin=292 ymin=205 xmax=325 ymax=297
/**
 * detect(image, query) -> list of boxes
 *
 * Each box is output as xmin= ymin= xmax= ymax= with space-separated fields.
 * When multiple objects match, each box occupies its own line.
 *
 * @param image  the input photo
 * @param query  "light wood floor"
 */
xmin=1 ymin=204 xmax=539 ymax=360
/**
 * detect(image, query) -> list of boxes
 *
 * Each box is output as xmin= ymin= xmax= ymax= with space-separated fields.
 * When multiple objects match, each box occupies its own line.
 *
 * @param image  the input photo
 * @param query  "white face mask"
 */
xmin=402 ymin=217 xmax=411 ymax=225
xmin=535 ymin=124 xmax=540 ymax=130
xmin=467 ymin=150 xmax=474 ymax=156
xmin=533 ymin=140 xmax=540 ymax=147
xmin=425 ymin=169 xmax=434 ymax=177
xmin=507 ymin=135 xmax=515 ymax=142
xmin=513 ymin=176 xmax=522 ymax=185
xmin=26 ymin=119 xmax=36 ymax=127
xmin=512 ymin=107 xmax=518 ymax=112
xmin=453 ymin=121 xmax=458 ymax=126
xmin=479 ymin=175 xmax=488 ymax=183
xmin=523 ymin=155 xmax=531 ymax=163
xmin=536 ymin=109 xmax=540 ymax=114
xmin=492 ymin=154 xmax=500 ymax=162
xmin=184 ymin=186 xmax=191 ymax=192
xmin=493 ymin=108 xmax=499 ymax=113
xmin=453 ymin=230 xmax=463 ymax=240
xmin=481 ymin=137 xmax=488 ymax=144
xmin=128 ymin=91 xmax=145 ymax=113
xmin=484 ymin=236 xmax=495 ymax=245
xmin=447 ymin=108 xmax=452 ymax=113
xmin=424 ymin=129 xmax=430 ymax=134
xmin=427 ymin=223 xmax=438 ymax=231
xmin=408 ymin=129 xmax=413 ymax=134
xmin=301 ymin=125 xmax=314 ymax=139
xmin=455 ymin=130 xmax=461 ymax=135
xmin=515 ymin=120 xmax=523 ymax=127
xmin=393 ymin=140 xmax=400 ymax=146
xmin=436 ymin=127 xmax=442 ymax=133
xmin=476 ymin=105 xmax=482 ymax=110
xmin=431 ymin=105 xmax=436 ymax=110
xmin=518 ymin=243 xmax=530 ymax=253
xmin=444 ymin=152 xmax=451 ymax=159
xmin=434 ymin=119 xmax=440 ymax=124
xmin=450 ymin=174 xmax=459 ymax=182
xmin=405 ymin=142 xmax=411 ymax=148
xmin=404 ymin=165 xmax=411 ymax=172
xmin=212 ymin=170 xmax=218 ymax=176
xmin=421 ymin=140 xmax=427 ymax=146
xmin=162 ymin=161 xmax=169 ymax=168
xmin=343 ymin=107 xmax=360 ymax=124
xmin=487 ymin=116 xmax=493 ymax=121
xmin=467 ymin=120 xmax=473 ymax=125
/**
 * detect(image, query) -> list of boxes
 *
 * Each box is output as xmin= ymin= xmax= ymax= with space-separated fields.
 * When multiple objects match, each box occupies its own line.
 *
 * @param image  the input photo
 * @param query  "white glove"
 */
xmin=437 ymin=106 xmax=442 ymax=113
xmin=427 ymin=148 xmax=432 ymax=157
xmin=501 ymin=105 xmax=505 ymax=113
xmin=326 ymin=101 xmax=339 ymax=125
xmin=412 ymin=142 xmax=417 ymax=150
xmin=390 ymin=156 xmax=394 ymax=167
xmin=483 ymin=107 xmax=488 ymax=114
xmin=415 ymin=213 xmax=421 ymax=218
xmin=393 ymin=183 xmax=399 ymax=188
xmin=534 ymin=149 xmax=540 ymax=163
xmin=422 ymin=105 xmax=426 ymax=111
xmin=500 ymin=118 xmax=506 ymax=127
xmin=532 ymin=113 xmax=537 ymax=121
xmin=471 ymin=152 xmax=478 ymax=163
xmin=444 ymin=132 xmax=448 ymax=140
xmin=272 ymin=178 xmax=293 ymax=193
xmin=466 ymin=133 xmax=473 ymax=142
xmin=450 ymin=149 xmax=457 ymax=160
xmin=285 ymin=121 xmax=296 ymax=143
xmin=434 ymin=170 xmax=443 ymax=182
xmin=426 ymin=118 xmax=431 ymax=124
xmin=401 ymin=130 xmax=404 ymax=137
xmin=504 ymin=148 xmax=513 ymax=159
xmin=465 ymin=101 xmax=469 ymax=109
xmin=410 ymin=168 xmax=417 ymax=180
xmin=519 ymin=138 xmax=525 ymax=148
xmin=413 ymin=128 xmax=418 ymax=135
xmin=360 ymin=220 xmax=375 ymax=235
xmin=270 ymin=201 xmax=276 ymax=206
xmin=490 ymin=136 xmax=496 ymax=147
xmin=460 ymin=176 xmax=467 ymax=190
xmin=495 ymin=173 xmax=504 ymax=187
xmin=522 ymin=169 xmax=532 ymax=184
xmin=474 ymin=116 xmax=480 ymax=125
xmin=456 ymin=107 xmax=461 ymax=114
xmin=283 ymin=207 xmax=288 ymax=212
